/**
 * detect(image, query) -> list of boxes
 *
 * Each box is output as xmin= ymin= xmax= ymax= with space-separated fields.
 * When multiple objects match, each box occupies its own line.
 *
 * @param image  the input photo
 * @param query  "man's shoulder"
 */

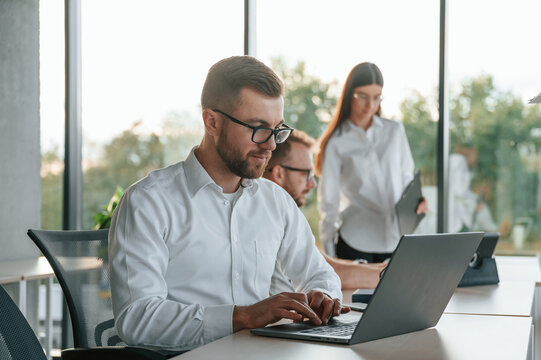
xmin=128 ymin=161 xmax=186 ymax=194
xmin=253 ymin=177 xmax=295 ymax=202
xmin=254 ymin=178 xmax=301 ymax=217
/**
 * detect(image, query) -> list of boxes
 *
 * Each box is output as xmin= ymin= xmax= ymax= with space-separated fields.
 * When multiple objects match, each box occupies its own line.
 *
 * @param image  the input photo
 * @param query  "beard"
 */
xmin=216 ymin=132 xmax=270 ymax=179
xmin=292 ymin=189 xmax=310 ymax=207
xmin=282 ymin=180 xmax=310 ymax=207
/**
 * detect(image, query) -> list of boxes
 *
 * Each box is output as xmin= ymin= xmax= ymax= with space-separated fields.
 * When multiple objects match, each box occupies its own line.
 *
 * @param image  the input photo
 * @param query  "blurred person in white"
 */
xmin=109 ymin=56 xmax=346 ymax=353
xmin=448 ymin=148 xmax=497 ymax=233
xmin=263 ymin=130 xmax=385 ymax=291
xmin=315 ymin=62 xmax=428 ymax=263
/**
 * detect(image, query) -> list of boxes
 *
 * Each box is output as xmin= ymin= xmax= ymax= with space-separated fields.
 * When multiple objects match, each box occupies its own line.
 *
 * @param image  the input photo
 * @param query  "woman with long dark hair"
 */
xmin=315 ymin=62 xmax=427 ymax=263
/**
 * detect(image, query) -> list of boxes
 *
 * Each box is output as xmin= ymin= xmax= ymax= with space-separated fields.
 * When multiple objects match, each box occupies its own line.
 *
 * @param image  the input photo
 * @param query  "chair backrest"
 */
xmin=0 ymin=285 xmax=47 ymax=360
xmin=27 ymin=229 xmax=121 ymax=348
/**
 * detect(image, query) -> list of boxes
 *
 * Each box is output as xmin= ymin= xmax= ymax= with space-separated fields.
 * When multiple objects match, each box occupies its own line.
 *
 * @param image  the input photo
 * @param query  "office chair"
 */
xmin=27 ymin=229 xmax=169 ymax=360
xmin=0 ymin=284 xmax=47 ymax=360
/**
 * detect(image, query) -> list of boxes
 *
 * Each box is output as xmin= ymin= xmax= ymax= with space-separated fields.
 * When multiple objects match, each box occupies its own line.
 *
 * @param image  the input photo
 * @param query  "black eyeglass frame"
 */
xmin=213 ymin=109 xmax=293 ymax=144
xmin=279 ymin=165 xmax=315 ymax=182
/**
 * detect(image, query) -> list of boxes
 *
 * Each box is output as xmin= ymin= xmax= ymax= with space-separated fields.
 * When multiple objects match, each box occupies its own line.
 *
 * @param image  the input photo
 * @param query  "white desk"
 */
xmin=445 ymin=256 xmax=541 ymax=359
xmin=174 ymin=314 xmax=532 ymax=360
xmin=496 ymin=256 xmax=541 ymax=283
xmin=0 ymin=257 xmax=55 ymax=359
xmin=446 ymin=281 xmax=535 ymax=317
xmin=173 ymin=256 xmax=541 ymax=360
xmin=0 ymin=256 xmax=54 ymax=284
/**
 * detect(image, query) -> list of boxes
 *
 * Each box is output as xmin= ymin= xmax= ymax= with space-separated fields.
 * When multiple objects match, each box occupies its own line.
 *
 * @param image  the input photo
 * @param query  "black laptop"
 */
xmin=251 ymin=232 xmax=484 ymax=345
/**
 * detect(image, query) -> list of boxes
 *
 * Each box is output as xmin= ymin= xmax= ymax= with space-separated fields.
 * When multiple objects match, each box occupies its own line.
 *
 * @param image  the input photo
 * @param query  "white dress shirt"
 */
xmin=109 ymin=148 xmax=341 ymax=352
xmin=318 ymin=116 xmax=415 ymax=255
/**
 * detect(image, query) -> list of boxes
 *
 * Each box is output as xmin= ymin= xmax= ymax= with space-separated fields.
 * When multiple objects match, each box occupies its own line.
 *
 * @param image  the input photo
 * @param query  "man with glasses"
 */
xmin=263 ymin=130 xmax=385 ymax=291
xmin=109 ymin=56 xmax=345 ymax=353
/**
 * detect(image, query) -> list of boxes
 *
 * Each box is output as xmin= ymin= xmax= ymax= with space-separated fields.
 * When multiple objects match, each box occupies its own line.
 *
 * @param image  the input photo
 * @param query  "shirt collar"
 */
xmin=184 ymin=147 xmax=259 ymax=198
xmin=371 ymin=114 xmax=383 ymax=128
xmin=345 ymin=114 xmax=383 ymax=132
xmin=184 ymin=147 xmax=215 ymax=198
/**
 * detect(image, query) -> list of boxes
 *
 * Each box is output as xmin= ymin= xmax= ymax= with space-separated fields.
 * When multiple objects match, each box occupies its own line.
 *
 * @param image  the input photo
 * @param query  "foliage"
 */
xmin=83 ymin=121 xmax=166 ymax=229
xmin=400 ymin=73 xmax=541 ymax=247
xmin=39 ymin=60 xmax=541 ymax=252
xmin=449 ymin=74 xmax=541 ymax=239
xmin=272 ymin=58 xmax=337 ymax=139
xmin=40 ymin=147 xmax=63 ymax=230
xmin=401 ymin=91 xmax=438 ymax=185
xmin=93 ymin=186 xmax=124 ymax=230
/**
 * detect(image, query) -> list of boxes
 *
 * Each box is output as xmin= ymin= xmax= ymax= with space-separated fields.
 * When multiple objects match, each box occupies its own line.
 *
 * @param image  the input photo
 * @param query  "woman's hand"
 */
xmin=416 ymin=197 xmax=429 ymax=214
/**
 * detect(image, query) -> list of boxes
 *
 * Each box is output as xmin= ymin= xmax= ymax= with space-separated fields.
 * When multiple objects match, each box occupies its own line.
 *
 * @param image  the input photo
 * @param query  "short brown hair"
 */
xmin=201 ymin=56 xmax=284 ymax=113
xmin=267 ymin=130 xmax=315 ymax=169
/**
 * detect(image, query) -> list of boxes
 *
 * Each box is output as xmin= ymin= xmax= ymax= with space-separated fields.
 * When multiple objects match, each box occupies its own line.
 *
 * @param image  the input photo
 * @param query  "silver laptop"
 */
xmin=251 ymin=232 xmax=484 ymax=345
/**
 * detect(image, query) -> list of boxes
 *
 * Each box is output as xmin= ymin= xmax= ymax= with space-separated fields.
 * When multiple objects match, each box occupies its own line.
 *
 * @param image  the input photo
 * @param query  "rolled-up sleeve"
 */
xmin=109 ymin=188 xmax=234 ymax=351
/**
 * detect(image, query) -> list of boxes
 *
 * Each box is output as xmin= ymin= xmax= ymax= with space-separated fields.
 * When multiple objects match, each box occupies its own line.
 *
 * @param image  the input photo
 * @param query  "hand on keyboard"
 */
xmin=306 ymin=290 xmax=350 ymax=325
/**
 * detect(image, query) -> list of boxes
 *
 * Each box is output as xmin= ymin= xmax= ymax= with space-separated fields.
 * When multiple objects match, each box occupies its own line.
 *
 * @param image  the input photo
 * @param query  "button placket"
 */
xmin=229 ymin=204 xmax=243 ymax=303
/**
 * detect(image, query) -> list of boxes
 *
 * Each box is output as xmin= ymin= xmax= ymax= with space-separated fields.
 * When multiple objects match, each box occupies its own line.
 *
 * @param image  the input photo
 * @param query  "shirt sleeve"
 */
xmin=398 ymin=122 xmax=415 ymax=187
xmin=317 ymin=140 xmax=341 ymax=256
xmin=109 ymin=186 xmax=233 ymax=352
xmin=277 ymin=192 xmax=342 ymax=300
xmin=269 ymin=261 xmax=296 ymax=296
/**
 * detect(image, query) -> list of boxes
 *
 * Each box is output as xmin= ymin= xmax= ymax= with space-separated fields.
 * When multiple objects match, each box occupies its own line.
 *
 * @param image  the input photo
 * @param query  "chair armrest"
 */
xmin=61 ymin=346 xmax=171 ymax=360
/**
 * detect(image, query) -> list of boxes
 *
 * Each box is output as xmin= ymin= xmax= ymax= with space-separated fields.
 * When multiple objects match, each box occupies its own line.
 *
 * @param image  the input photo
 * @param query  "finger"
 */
xmin=309 ymin=292 xmax=325 ymax=310
xmin=282 ymin=298 xmax=322 ymax=325
xmin=282 ymin=292 xmax=310 ymax=305
xmin=332 ymin=299 xmax=342 ymax=317
xmin=275 ymin=308 xmax=303 ymax=322
xmin=319 ymin=298 xmax=334 ymax=324
xmin=341 ymin=305 xmax=351 ymax=314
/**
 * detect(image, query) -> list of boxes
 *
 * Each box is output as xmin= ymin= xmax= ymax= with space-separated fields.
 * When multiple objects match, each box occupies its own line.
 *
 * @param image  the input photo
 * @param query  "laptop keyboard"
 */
xmin=299 ymin=319 xmax=358 ymax=337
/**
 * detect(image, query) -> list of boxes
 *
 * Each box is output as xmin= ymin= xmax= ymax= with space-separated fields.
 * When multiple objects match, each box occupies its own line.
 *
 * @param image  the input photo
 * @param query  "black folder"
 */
xmin=395 ymin=171 xmax=425 ymax=235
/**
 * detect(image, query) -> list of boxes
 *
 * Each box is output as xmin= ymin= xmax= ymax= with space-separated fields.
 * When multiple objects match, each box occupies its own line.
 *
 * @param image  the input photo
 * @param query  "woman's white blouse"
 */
xmin=318 ymin=116 xmax=415 ymax=255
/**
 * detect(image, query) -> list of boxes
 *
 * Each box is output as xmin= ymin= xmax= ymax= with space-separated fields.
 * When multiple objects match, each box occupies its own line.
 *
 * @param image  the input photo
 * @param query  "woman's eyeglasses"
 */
xmin=352 ymin=93 xmax=383 ymax=106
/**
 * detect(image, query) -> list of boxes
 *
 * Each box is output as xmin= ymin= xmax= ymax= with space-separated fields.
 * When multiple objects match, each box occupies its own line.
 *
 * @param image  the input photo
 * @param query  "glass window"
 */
xmin=257 ymin=0 xmax=440 ymax=242
xmin=40 ymin=0 xmax=65 ymax=230
xmin=449 ymin=0 xmax=541 ymax=255
xmin=81 ymin=0 xmax=244 ymax=229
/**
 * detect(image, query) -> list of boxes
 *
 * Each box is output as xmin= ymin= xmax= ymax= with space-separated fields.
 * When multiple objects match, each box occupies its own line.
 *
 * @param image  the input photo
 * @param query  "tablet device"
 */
xmin=458 ymin=232 xmax=500 ymax=287
xmin=395 ymin=171 xmax=425 ymax=235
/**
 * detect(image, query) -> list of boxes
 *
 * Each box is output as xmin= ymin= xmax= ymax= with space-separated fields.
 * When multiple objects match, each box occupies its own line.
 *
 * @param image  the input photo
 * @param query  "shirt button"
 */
xmin=224 ymin=200 xmax=230 ymax=205
xmin=235 ymin=272 xmax=240 ymax=279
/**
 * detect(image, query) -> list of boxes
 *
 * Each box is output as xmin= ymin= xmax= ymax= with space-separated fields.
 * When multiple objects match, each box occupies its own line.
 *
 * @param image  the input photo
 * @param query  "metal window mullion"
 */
xmin=244 ymin=0 xmax=257 ymax=56
xmin=437 ymin=0 xmax=449 ymax=233
xmin=63 ymin=0 xmax=82 ymax=232
xmin=62 ymin=0 xmax=82 ymax=350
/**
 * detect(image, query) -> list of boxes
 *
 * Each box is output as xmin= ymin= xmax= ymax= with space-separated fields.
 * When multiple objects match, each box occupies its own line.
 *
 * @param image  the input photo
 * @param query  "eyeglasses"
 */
xmin=352 ymin=93 xmax=383 ymax=106
xmin=279 ymin=165 xmax=315 ymax=182
xmin=213 ymin=109 xmax=293 ymax=144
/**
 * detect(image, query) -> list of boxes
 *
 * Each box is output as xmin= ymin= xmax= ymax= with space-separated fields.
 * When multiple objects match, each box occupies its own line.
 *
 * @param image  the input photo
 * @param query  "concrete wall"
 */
xmin=0 ymin=0 xmax=41 ymax=260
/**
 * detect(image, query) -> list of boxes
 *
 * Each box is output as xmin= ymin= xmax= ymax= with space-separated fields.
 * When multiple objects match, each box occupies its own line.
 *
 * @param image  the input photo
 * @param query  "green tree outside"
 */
xmin=40 ymin=63 xmax=541 ymax=254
